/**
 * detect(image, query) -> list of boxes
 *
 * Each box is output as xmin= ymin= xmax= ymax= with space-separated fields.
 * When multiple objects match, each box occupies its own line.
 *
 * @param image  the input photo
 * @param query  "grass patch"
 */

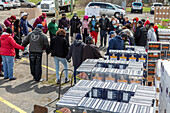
xmin=27 ymin=0 xmax=41 ymax=4
xmin=66 ymin=10 xmax=85 ymax=19
xmin=126 ymin=7 xmax=151 ymax=12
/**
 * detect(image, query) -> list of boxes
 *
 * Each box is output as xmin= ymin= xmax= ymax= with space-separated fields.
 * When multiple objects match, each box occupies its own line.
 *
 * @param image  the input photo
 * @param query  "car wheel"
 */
xmin=0 ymin=5 xmax=4 ymax=10
xmin=114 ymin=12 xmax=120 ymax=18
xmin=7 ymin=8 xmax=10 ymax=10
xmin=131 ymin=10 xmax=133 ymax=13
xmin=27 ymin=4 xmax=31 ymax=8
xmin=141 ymin=11 xmax=143 ymax=14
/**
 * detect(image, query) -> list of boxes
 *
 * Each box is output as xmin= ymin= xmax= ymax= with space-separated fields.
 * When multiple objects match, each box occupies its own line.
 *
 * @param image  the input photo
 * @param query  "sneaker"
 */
xmin=39 ymin=79 xmax=44 ymax=82
xmin=4 ymin=77 xmax=9 ymax=79
xmin=9 ymin=77 xmax=17 ymax=81
xmin=57 ymin=79 xmax=60 ymax=84
xmin=22 ymin=52 xmax=29 ymax=56
xmin=65 ymin=78 xmax=70 ymax=83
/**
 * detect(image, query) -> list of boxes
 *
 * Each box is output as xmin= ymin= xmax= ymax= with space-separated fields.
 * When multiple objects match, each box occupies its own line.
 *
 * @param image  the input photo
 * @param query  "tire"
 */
xmin=131 ymin=10 xmax=133 ymax=13
xmin=27 ymin=4 xmax=31 ymax=8
xmin=0 ymin=5 xmax=4 ymax=10
xmin=141 ymin=10 xmax=143 ymax=14
xmin=114 ymin=12 xmax=120 ymax=18
xmin=7 ymin=8 xmax=10 ymax=10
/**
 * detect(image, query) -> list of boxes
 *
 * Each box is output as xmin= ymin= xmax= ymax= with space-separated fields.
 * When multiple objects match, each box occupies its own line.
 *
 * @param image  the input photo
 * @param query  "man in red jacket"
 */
xmin=33 ymin=13 xmax=48 ymax=34
xmin=0 ymin=28 xmax=25 ymax=80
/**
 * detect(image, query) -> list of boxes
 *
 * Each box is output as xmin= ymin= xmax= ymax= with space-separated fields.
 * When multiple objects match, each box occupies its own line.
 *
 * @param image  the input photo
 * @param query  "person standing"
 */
xmin=59 ymin=13 xmax=70 ymax=45
xmin=50 ymin=29 xmax=69 ymax=84
xmin=99 ymin=14 xmax=110 ymax=48
xmin=83 ymin=36 xmax=102 ymax=61
xmin=4 ymin=15 xmax=16 ymax=37
xmin=22 ymin=24 xmax=50 ymax=82
xmin=0 ymin=26 xmax=3 ymax=77
xmin=14 ymin=19 xmax=22 ymax=59
xmin=0 ymin=28 xmax=25 ymax=80
xmin=118 ymin=14 xmax=125 ymax=25
xmin=70 ymin=13 xmax=82 ymax=43
xmin=123 ymin=17 xmax=131 ymax=25
xmin=131 ymin=17 xmax=139 ymax=33
xmin=81 ymin=15 xmax=90 ymax=43
xmin=135 ymin=21 xmax=147 ymax=47
xmin=48 ymin=18 xmax=58 ymax=45
xmin=67 ymin=34 xmax=85 ymax=84
xmin=147 ymin=23 xmax=157 ymax=42
xmin=109 ymin=16 xmax=119 ymax=33
xmin=89 ymin=15 xmax=99 ymax=45
xmin=33 ymin=13 xmax=48 ymax=34
xmin=153 ymin=25 xmax=159 ymax=41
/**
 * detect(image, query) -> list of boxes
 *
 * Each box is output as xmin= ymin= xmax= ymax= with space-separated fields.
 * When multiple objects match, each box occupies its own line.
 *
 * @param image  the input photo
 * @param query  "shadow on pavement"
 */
xmin=0 ymin=79 xmax=10 ymax=86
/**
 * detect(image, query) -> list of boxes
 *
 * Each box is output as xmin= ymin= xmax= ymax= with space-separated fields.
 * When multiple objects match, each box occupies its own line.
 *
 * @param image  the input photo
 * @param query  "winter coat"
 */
xmin=131 ymin=22 xmax=138 ymax=33
xmin=81 ymin=20 xmax=90 ymax=34
xmin=147 ymin=28 xmax=157 ymax=42
xmin=14 ymin=20 xmax=22 ymax=44
xmin=50 ymin=34 xmax=69 ymax=58
xmin=58 ymin=17 xmax=70 ymax=33
xmin=83 ymin=44 xmax=102 ymax=61
xmin=20 ymin=17 xmax=34 ymax=36
xmin=89 ymin=19 xmax=99 ymax=33
xmin=48 ymin=22 xmax=58 ymax=35
xmin=118 ymin=18 xmax=125 ymax=25
xmin=135 ymin=26 xmax=147 ymax=46
xmin=123 ymin=20 xmax=131 ymax=26
xmin=0 ymin=32 xmax=25 ymax=57
xmin=70 ymin=17 xmax=82 ymax=36
xmin=99 ymin=17 xmax=110 ymax=30
xmin=67 ymin=40 xmax=85 ymax=67
xmin=33 ymin=16 xmax=48 ymax=34
xmin=22 ymin=28 xmax=50 ymax=53
xmin=4 ymin=18 xmax=14 ymax=37
xmin=153 ymin=26 xmax=159 ymax=41
xmin=106 ymin=35 xmax=124 ymax=55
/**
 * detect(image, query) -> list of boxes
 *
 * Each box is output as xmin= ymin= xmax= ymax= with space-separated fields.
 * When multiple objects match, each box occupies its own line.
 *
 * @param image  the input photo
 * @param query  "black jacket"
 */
xmin=50 ymin=34 xmax=69 ymax=58
xmin=67 ymin=40 xmax=85 ymax=67
xmin=155 ymin=29 xmax=159 ymax=41
xmin=58 ymin=17 xmax=70 ymax=29
xmin=70 ymin=17 xmax=82 ymax=36
xmin=118 ymin=18 xmax=125 ymax=25
xmin=135 ymin=26 xmax=147 ymax=46
xmin=83 ymin=44 xmax=102 ymax=61
xmin=99 ymin=17 xmax=110 ymax=30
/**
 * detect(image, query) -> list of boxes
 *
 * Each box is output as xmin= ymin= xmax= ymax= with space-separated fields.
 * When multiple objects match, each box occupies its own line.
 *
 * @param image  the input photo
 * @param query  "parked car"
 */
xmin=19 ymin=0 xmax=36 ymax=8
xmin=86 ymin=2 xmax=126 ymax=18
xmin=0 ymin=0 xmax=13 ymax=10
xmin=131 ymin=2 xmax=143 ymax=14
xmin=11 ymin=0 xmax=20 ymax=8
xmin=114 ymin=4 xmax=124 ymax=10
xmin=150 ymin=3 xmax=163 ymax=14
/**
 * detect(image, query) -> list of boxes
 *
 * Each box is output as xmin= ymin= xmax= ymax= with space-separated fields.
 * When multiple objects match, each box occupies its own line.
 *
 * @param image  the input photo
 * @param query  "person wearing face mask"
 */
xmin=89 ymin=15 xmax=99 ymax=45
xmin=33 ymin=13 xmax=48 ymax=34
xmin=48 ymin=18 xmax=58 ymax=45
xmin=144 ymin=19 xmax=150 ymax=31
xmin=135 ymin=21 xmax=147 ymax=47
xmin=59 ymin=13 xmax=70 ymax=46
xmin=147 ymin=23 xmax=157 ymax=44
xmin=109 ymin=16 xmax=119 ymax=33
xmin=99 ymin=14 xmax=110 ymax=48
xmin=118 ymin=14 xmax=125 ymax=25
xmin=4 ymin=15 xmax=16 ymax=37
xmin=70 ymin=13 xmax=82 ymax=43
xmin=131 ymin=17 xmax=139 ymax=33
xmin=81 ymin=15 xmax=90 ymax=43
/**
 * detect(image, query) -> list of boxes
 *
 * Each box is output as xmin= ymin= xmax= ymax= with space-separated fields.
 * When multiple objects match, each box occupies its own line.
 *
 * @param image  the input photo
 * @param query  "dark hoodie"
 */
xmin=70 ymin=16 xmax=82 ymax=36
xmin=22 ymin=28 xmax=50 ymax=53
xmin=67 ymin=40 xmax=85 ymax=67
xmin=106 ymin=35 xmax=124 ymax=55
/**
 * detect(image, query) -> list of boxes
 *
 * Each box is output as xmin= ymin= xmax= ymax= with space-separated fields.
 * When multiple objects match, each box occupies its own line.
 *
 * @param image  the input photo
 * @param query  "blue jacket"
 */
xmin=20 ymin=17 xmax=34 ymax=36
xmin=106 ymin=35 xmax=124 ymax=55
xmin=123 ymin=20 xmax=131 ymax=26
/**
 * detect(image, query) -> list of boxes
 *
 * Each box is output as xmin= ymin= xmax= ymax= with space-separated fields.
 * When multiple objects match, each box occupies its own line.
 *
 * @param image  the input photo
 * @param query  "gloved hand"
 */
xmin=67 ymin=58 xmax=71 ymax=63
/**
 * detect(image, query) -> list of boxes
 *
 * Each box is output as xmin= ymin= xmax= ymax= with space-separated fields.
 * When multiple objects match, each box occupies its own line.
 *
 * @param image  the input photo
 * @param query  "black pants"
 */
xmin=49 ymin=32 xmax=56 ymax=46
xmin=100 ymin=30 xmax=107 ymax=46
xmin=29 ymin=52 xmax=42 ymax=81
xmin=83 ymin=28 xmax=89 ymax=43
xmin=66 ymin=33 xmax=70 ymax=46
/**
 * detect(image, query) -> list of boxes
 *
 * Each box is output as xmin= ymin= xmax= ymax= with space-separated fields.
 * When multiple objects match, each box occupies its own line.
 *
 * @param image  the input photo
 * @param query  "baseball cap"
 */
xmin=42 ymin=13 xmax=47 ymax=18
xmin=138 ymin=21 xmax=143 ymax=25
xmin=110 ymin=31 xmax=116 ymax=36
xmin=36 ymin=24 xmax=44 ymax=29
xmin=76 ymin=33 xmax=82 ymax=40
xmin=22 ymin=12 xmax=28 ymax=17
xmin=62 ymin=13 xmax=66 ymax=16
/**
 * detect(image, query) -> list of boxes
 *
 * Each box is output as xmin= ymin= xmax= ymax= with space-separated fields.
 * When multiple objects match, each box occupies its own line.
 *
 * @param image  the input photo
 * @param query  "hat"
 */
xmin=133 ymin=17 xmax=139 ymax=22
xmin=110 ymin=31 xmax=116 ymax=36
xmin=10 ymin=15 xmax=16 ymax=20
xmin=92 ymin=15 xmax=95 ymax=18
xmin=86 ymin=36 xmax=93 ymax=41
xmin=149 ymin=23 xmax=154 ymax=27
xmin=102 ymin=14 xmax=106 ymax=17
xmin=62 ymin=13 xmax=66 ymax=16
xmin=84 ymin=15 xmax=88 ymax=20
xmin=144 ymin=20 xmax=150 ymax=27
xmin=138 ymin=21 xmax=143 ymax=25
xmin=36 ymin=24 xmax=44 ymax=29
xmin=76 ymin=33 xmax=82 ymax=40
xmin=121 ymin=33 xmax=127 ymax=38
xmin=51 ymin=18 xmax=56 ymax=21
xmin=22 ymin=12 xmax=28 ymax=17
xmin=74 ymin=13 xmax=77 ymax=17
xmin=42 ymin=13 xmax=47 ymax=17
xmin=6 ymin=27 xmax=12 ymax=33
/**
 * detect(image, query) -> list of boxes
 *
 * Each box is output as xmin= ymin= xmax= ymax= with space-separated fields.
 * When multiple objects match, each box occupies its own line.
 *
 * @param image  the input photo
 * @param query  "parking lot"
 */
xmin=0 ymin=8 xmax=154 ymax=113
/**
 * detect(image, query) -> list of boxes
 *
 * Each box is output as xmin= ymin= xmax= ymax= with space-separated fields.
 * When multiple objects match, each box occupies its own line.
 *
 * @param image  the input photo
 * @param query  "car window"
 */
xmin=106 ymin=4 xmax=113 ymax=9
xmin=133 ymin=3 xmax=142 ymax=6
xmin=89 ymin=3 xmax=95 ymax=7
xmin=20 ymin=0 xmax=25 ymax=2
xmin=97 ymin=3 xmax=106 ymax=8
xmin=116 ymin=5 xmax=121 ymax=9
xmin=2 ymin=0 xmax=6 ymax=2
xmin=154 ymin=4 xmax=163 ymax=6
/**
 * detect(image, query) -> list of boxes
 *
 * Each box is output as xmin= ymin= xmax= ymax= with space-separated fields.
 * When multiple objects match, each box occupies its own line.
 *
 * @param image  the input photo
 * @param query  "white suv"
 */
xmin=150 ymin=3 xmax=163 ymax=14
xmin=0 ymin=0 xmax=13 ymax=10
xmin=86 ymin=2 xmax=126 ymax=18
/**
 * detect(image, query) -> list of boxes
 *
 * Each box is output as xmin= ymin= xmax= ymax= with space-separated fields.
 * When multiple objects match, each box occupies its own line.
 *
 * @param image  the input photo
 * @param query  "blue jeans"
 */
xmin=53 ymin=57 xmax=68 ymax=80
xmin=1 ymin=55 xmax=14 ymax=79
xmin=74 ymin=66 xmax=78 ymax=84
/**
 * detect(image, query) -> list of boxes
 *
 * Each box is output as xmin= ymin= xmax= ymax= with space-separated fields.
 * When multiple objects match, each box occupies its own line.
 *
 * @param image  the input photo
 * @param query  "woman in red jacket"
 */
xmin=0 ymin=28 xmax=25 ymax=80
